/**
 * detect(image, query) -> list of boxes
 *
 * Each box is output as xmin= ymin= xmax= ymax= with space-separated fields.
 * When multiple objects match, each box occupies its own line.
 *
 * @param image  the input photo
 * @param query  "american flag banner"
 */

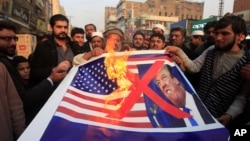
xmin=18 ymin=50 xmax=230 ymax=141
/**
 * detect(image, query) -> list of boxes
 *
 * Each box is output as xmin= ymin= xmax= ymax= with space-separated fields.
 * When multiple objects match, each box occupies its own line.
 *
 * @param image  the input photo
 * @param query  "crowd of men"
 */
xmin=0 ymin=13 xmax=250 ymax=141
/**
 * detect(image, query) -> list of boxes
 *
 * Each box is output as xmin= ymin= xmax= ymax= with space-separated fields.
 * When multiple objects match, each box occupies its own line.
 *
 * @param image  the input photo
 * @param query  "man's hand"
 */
xmin=241 ymin=64 xmax=250 ymax=80
xmin=49 ymin=60 xmax=71 ymax=83
xmin=91 ymin=47 xmax=104 ymax=57
xmin=217 ymin=114 xmax=232 ymax=126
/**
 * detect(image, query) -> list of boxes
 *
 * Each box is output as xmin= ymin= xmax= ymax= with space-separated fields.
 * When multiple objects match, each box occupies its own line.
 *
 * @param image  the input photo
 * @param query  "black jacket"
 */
xmin=30 ymin=36 xmax=79 ymax=85
xmin=0 ymin=52 xmax=55 ymax=125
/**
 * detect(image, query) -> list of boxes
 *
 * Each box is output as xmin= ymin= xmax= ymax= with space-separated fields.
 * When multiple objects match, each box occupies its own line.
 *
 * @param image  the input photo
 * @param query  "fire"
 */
xmin=104 ymin=35 xmax=132 ymax=110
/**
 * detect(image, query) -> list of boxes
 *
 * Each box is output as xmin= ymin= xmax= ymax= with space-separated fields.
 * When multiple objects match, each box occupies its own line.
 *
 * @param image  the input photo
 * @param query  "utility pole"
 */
xmin=218 ymin=0 xmax=224 ymax=19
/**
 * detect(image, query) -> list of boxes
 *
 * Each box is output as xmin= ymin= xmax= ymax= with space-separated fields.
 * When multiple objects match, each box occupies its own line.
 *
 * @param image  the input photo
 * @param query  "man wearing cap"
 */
xmin=190 ymin=30 xmax=206 ymax=57
xmin=103 ymin=27 xmax=124 ymax=52
xmin=73 ymin=32 xmax=105 ymax=65
xmin=152 ymin=24 xmax=165 ymax=35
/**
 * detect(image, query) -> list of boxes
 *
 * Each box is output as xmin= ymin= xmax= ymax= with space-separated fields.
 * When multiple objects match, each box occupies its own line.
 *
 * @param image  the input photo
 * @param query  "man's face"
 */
xmin=52 ymin=21 xmax=68 ymax=40
xmin=152 ymin=27 xmax=164 ymax=34
xmin=0 ymin=29 xmax=17 ymax=57
xmin=85 ymin=25 xmax=96 ymax=41
xmin=149 ymin=37 xmax=165 ymax=50
xmin=154 ymin=67 xmax=186 ymax=108
xmin=190 ymin=36 xmax=199 ymax=48
xmin=169 ymin=31 xmax=185 ymax=47
xmin=17 ymin=62 xmax=30 ymax=80
xmin=214 ymin=25 xmax=237 ymax=52
xmin=106 ymin=34 xmax=122 ymax=51
xmin=91 ymin=36 xmax=104 ymax=49
xmin=133 ymin=34 xmax=144 ymax=49
xmin=205 ymin=27 xmax=215 ymax=43
xmin=72 ymin=33 xmax=84 ymax=46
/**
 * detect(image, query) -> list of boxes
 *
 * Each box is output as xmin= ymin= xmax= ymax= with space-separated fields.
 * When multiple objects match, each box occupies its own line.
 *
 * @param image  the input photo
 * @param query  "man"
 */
xmin=0 ymin=20 xmax=70 ymax=125
xmin=130 ymin=31 xmax=146 ymax=50
xmin=149 ymin=33 xmax=165 ymax=50
xmin=0 ymin=63 xmax=25 ymax=141
xmin=190 ymin=30 xmax=206 ymax=57
xmin=203 ymin=21 xmax=217 ymax=48
xmin=30 ymin=14 xmax=77 ymax=85
xmin=103 ymin=27 xmax=124 ymax=52
xmin=147 ymin=64 xmax=215 ymax=128
xmin=169 ymin=27 xmax=196 ymax=59
xmin=83 ymin=23 xmax=97 ymax=52
xmin=73 ymin=31 xmax=105 ymax=65
xmin=70 ymin=27 xmax=85 ymax=53
xmin=152 ymin=24 xmax=165 ymax=35
xmin=166 ymin=15 xmax=248 ymax=126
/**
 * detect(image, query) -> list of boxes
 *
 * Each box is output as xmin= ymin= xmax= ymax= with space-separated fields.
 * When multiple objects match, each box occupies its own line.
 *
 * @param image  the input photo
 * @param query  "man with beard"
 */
xmin=149 ymin=33 xmax=165 ymax=50
xmin=165 ymin=15 xmax=249 ymax=127
xmin=83 ymin=23 xmax=97 ymax=52
xmin=169 ymin=27 xmax=197 ymax=59
xmin=0 ymin=20 xmax=70 ymax=125
xmin=130 ymin=31 xmax=147 ymax=50
xmin=30 ymin=14 xmax=78 ymax=85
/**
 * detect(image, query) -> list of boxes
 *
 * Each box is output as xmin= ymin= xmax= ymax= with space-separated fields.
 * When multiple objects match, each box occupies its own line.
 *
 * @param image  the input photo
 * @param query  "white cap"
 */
xmin=91 ymin=31 xmax=103 ymax=39
xmin=191 ymin=30 xmax=204 ymax=36
xmin=152 ymin=24 xmax=165 ymax=32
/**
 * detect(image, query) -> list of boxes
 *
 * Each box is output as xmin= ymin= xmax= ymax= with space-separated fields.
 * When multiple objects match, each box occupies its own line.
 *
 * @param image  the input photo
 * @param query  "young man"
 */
xmin=30 ymin=14 xmax=77 ymax=85
xmin=83 ymin=23 xmax=97 ymax=52
xmin=70 ymin=27 xmax=85 ymax=53
xmin=130 ymin=31 xmax=146 ymax=50
xmin=166 ymin=15 xmax=249 ymax=126
xmin=149 ymin=33 xmax=165 ymax=50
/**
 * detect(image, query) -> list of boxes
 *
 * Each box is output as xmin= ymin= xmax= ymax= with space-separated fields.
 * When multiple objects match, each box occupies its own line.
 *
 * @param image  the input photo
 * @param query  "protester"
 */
xmin=0 ymin=20 xmax=72 ymax=125
xmin=166 ymin=15 xmax=249 ymax=126
xmin=70 ymin=27 xmax=85 ymax=53
xmin=168 ymin=27 xmax=196 ymax=59
xmin=83 ymin=23 xmax=97 ymax=52
xmin=149 ymin=33 xmax=165 ymax=50
xmin=13 ymin=56 xmax=30 ymax=86
xmin=152 ymin=24 xmax=165 ymax=35
xmin=203 ymin=21 xmax=217 ymax=49
xmin=130 ymin=31 xmax=146 ymax=50
xmin=190 ymin=30 xmax=206 ymax=57
xmin=0 ymin=63 xmax=26 ymax=141
xmin=30 ymin=14 xmax=77 ymax=85
xmin=73 ymin=31 xmax=105 ymax=65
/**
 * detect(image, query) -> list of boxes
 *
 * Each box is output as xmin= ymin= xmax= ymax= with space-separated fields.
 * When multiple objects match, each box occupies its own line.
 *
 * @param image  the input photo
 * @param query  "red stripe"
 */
xmin=57 ymin=106 xmax=152 ymax=128
xmin=61 ymin=95 xmax=148 ymax=117
xmin=67 ymin=89 xmax=145 ymax=105
xmin=128 ymin=56 xmax=173 ymax=62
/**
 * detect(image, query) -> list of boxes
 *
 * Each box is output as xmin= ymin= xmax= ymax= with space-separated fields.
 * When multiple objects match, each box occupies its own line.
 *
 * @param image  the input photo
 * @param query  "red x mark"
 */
xmin=107 ymin=60 xmax=191 ymax=119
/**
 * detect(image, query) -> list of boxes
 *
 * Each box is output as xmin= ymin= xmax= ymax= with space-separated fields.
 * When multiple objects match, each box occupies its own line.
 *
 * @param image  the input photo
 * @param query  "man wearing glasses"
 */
xmin=0 ymin=20 xmax=70 ymax=125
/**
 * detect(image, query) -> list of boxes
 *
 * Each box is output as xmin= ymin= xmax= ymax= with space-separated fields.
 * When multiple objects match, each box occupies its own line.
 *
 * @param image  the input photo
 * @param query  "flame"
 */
xmin=104 ymin=35 xmax=132 ymax=110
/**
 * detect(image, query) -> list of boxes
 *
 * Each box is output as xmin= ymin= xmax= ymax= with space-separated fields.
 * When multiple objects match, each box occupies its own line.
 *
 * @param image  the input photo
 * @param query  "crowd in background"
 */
xmin=0 ymin=13 xmax=250 ymax=141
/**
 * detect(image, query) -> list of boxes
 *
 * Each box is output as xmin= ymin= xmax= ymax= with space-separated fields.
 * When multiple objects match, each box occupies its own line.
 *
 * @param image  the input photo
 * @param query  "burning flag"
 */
xmin=18 ymin=50 xmax=230 ymax=141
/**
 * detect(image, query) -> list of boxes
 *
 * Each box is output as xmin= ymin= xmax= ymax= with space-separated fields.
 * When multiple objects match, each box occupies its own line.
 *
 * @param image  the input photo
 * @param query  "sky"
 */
xmin=59 ymin=0 xmax=234 ymax=31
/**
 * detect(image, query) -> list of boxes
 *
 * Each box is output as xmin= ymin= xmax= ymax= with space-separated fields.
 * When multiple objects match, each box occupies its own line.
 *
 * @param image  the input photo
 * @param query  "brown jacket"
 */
xmin=0 ymin=63 xmax=26 ymax=141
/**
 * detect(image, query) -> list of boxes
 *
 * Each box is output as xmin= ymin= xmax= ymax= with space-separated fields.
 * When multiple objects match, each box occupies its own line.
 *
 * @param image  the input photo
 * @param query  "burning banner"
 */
xmin=18 ymin=50 xmax=230 ymax=141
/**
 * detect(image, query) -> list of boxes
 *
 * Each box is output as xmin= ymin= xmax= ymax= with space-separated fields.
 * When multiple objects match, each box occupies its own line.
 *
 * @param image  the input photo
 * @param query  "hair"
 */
xmin=203 ymin=21 xmax=217 ymax=32
xmin=214 ymin=15 xmax=247 ymax=36
xmin=70 ymin=27 xmax=85 ymax=37
xmin=49 ymin=14 xmax=69 ymax=27
xmin=133 ymin=31 xmax=145 ymax=39
xmin=150 ymin=33 xmax=165 ymax=43
xmin=84 ymin=23 xmax=97 ymax=31
xmin=0 ymin=20 xmax=17 ymax=33
xmin=170 ymin=26 xmax=186 ymax=37
xmin=13 ymin=56 xmax=29 ymax=67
